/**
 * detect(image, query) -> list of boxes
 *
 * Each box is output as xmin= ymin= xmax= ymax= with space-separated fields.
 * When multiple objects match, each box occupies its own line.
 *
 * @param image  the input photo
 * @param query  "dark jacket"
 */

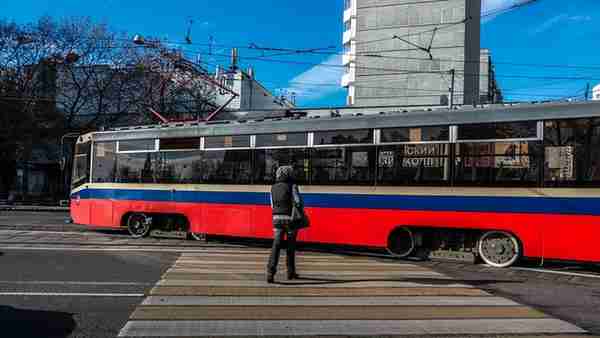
xmin=271 ymin=166 xmax=303 ymax=228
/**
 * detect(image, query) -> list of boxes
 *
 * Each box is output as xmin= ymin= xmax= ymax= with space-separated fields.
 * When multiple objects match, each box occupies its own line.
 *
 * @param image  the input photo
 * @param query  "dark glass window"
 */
xmin=255 ymin=133 xmax=308 ymax=147
xmin=92 ymin=142 xmax=116 ymax=183
xmin=204 ymin=135 xmax=250 ymax=149
xmin=314 ymin=129 xmax=373 ymax=145
xmin=118 ymin=139 xmax=156 ymax=152
xmin=254 ymin=149 xmax=309 ymax=184
xmin=155 ymin=151 xmax=203 ymax=184
xmin=160 ymin=138 xmax=200 ymax=151
xmin=377 ymin=144 xmax=449 ymax=186
xmin=115 ymin=153 xmax=157 ymax=183
xmin=311 ymin=147 xmax=376 ymax=185
xmin=71 ymin=141 xmax=91 ymax=189
xmin=200 ymin=150 xmax=252 ymax=184
xmin=458 ymin=121 xmax=537 ymax=140
xmin=381 ymin=126 xmax=449 ymax=143
xmin=454 ymin=141 xmax=541 ymax=187
xmin=544 ymin=118 xmax=600 ymax=187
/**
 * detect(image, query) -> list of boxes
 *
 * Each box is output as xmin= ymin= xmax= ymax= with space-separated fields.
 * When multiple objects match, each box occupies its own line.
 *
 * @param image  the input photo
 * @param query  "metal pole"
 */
xmin=585 ymin=83 xmax=590 ymax=101
xmin=449 ymin=69 xmax=455 ymax=109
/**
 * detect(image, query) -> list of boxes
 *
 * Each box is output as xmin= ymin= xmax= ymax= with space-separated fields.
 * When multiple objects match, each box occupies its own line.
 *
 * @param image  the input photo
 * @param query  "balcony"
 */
xmin=342 ymin=29 xmax=355 ymax=45
xmin=343 ymin=6 xmax=356 ymax=23
xmin=342 ymin=52 xmax=354 ymax=66
xmin=341 ymin=68 xmax=355 ymax=87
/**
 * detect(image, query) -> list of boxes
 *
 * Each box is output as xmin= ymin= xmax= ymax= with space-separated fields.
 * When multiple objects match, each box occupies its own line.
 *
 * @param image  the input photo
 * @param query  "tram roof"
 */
xmin=92 ymin=100 xmax=600 ymax=142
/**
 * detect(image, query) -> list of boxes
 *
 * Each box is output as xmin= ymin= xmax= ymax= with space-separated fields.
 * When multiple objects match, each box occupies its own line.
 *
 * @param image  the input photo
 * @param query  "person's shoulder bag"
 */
xmin=290 ymin=184 xmax=310 ymax=229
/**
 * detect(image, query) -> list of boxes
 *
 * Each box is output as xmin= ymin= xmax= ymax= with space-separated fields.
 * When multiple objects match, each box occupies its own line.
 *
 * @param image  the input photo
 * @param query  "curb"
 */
xmin=0 ymin=206 xmax=70 ymax=212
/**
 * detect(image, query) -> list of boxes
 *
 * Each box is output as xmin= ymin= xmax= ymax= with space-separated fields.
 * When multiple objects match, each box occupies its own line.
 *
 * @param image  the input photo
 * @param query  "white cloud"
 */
xmin=481 ymin=0 xmax=537 ymax=22
xmin=283 ymin=54 xmax=344 ymax=101
xmin=530 ymin=14 xmax=568 ymax=35
xmin=529 ymin=14 xmax=592 ymax=35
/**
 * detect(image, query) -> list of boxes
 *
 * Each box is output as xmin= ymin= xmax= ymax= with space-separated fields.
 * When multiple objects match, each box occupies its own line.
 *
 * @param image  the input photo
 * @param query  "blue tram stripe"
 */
xmin=74 ymin=188 xmax=600 ymax=216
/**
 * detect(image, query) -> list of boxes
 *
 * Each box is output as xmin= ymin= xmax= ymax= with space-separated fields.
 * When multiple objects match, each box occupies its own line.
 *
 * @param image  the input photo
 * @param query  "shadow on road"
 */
xmin=0 ymin=305 xmax=76 ymax=338
xmin=275 ymin=276 xmax=524 ymax=287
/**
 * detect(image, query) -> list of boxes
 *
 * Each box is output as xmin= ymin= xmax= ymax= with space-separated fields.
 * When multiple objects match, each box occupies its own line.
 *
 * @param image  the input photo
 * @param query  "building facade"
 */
xmin=479 ymin=49 xmax=503 ymax=104
xmin=342 ymin=0 xmax=483 ymax=107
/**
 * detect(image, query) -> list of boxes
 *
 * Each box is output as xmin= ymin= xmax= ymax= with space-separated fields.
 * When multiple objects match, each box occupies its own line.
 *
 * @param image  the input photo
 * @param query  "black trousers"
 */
xmin=267 ymin=228 xmax=298 ymax=275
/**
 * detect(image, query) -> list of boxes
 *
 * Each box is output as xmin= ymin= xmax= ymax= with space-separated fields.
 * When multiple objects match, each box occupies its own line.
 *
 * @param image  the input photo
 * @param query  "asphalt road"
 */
xmin=0 ymin=249 xmax=178 ymax=338
xmin=1 ymin=211 xmax=600 ymax=337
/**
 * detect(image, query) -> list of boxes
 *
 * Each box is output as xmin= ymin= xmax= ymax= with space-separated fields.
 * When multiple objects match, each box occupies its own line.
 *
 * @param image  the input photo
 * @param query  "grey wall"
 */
xmin=350 ymin=0 xmax=481 ymax=107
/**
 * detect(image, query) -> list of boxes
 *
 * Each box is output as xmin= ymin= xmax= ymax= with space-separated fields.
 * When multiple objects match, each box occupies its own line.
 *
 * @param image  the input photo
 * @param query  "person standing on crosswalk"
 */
xmin=266 ymin=165 xmax=309 ymax=283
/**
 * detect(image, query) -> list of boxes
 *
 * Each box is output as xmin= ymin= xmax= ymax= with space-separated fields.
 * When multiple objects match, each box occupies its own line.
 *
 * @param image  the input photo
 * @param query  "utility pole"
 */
xmin=449 ymin=69 xmax=455 ymax=109
xmin=585 ymin=83 xmax=590 ymax=101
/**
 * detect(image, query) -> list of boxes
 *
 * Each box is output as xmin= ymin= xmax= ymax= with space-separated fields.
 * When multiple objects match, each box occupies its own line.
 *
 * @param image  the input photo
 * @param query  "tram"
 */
xmin=70 ymin=101 xmax=600 ymax=267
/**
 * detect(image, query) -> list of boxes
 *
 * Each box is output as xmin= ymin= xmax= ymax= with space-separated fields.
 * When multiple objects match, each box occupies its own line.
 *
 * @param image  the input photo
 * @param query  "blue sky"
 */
xmin=1 ymin=0 xmax=599 ymax=107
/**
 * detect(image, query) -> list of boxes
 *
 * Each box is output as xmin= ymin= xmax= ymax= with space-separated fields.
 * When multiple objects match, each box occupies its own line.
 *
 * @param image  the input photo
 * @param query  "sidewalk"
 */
xmin=0 ymin=205 xmax=69 ymax=212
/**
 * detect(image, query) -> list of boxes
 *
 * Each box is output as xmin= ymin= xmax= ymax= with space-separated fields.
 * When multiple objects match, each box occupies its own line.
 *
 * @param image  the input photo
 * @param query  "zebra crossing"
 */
xmin=118 ymin=249 xmax=587 ymax=337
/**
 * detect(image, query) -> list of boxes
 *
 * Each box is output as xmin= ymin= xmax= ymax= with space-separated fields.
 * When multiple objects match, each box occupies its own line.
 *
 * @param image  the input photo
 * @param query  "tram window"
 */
xmin=544 ymin=118 xmax=600 ymax=186
xmin=380 ymin=126 xmax=449 ymax=143
xmin=118 ymin=139 xmax=156 ymax=152
xmin=200 ymin=150 xmax=252 ymax=184
xmin=377 ymin=144 xmax=449 ymax=186
xmin=254 ymin=149 xmax=309 ymax=184
xmin=160 ymin=138 xmax=200 ymax=151
xmin=255 ymin=133 xmax=308 ymax=147
xmin=204 ymin=135 xmax=250 ymax=149
xmin=454 ymin=141 xmax=541 ymax=187
xmin=71 ymin=141 xmax=91 ymax=189
xmin=92 ymin=142 xmax=116 ymax=183
xmin=314 ymin=129 xmax=373 ymax=145
xmin=458 ymin=121 xmax=537 ymax=140
xmin=115 ymin=153 xmax=157 ymax=183
xmin=310 ymin=147 xmax=376 ymax=185
xmin=155 ymin=151 xmax=203 ymax=184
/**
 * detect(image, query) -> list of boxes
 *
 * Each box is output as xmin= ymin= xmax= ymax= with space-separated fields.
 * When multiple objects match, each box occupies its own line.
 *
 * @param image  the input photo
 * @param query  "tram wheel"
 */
xmin=478 ymin=231 xmax=520 ymax=268
xmin=127 ymin=213 xmax=152 ymax=239
xmin=386 ymin=227 xmax=415 ymax=258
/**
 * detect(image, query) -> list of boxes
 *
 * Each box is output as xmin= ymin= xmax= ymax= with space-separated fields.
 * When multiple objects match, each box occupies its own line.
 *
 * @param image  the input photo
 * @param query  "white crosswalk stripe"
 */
xmin=118 ymin=249 xmax=587 ymax=337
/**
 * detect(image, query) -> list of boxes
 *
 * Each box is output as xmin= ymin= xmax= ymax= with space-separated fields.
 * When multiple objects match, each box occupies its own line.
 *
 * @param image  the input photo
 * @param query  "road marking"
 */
xmin=512 ymin=267 xmax=600 ymax=279
xmin=167 ymin=268 xmax=444 ymax=276
xmin=0 ymin=292 xmax=144 ymax=297
xmin=157 ymin=279 xmax=470 ymax=288
xmin=0 ymin=280 xmax=152 ymax=286
xmin=118 ymin=319 xmax=586 ymax=337
xmin=142 ymin=295 xmax=519 ymax=306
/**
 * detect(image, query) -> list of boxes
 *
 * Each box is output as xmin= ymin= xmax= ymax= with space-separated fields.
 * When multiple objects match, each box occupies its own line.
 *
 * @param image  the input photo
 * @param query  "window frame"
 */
xmin=254 ymin=132 xmax=309 ymax=149
xmin=116 ymin=139 xmax=159 ymax=154
xmin=158 ymin=137 xmax=202 ymax=152
xmin=203 ymin=135 xmax=252 ymax=151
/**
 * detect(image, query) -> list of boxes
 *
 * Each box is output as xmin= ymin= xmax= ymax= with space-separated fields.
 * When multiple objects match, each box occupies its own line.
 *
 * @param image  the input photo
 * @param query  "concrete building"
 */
xmin=479 ymin=49 xmax=503 ymax=104
xmin=342 ymin=0 xmax=484 ymax=107
xmin=214 ymin=66 xmax=294 ymax=112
